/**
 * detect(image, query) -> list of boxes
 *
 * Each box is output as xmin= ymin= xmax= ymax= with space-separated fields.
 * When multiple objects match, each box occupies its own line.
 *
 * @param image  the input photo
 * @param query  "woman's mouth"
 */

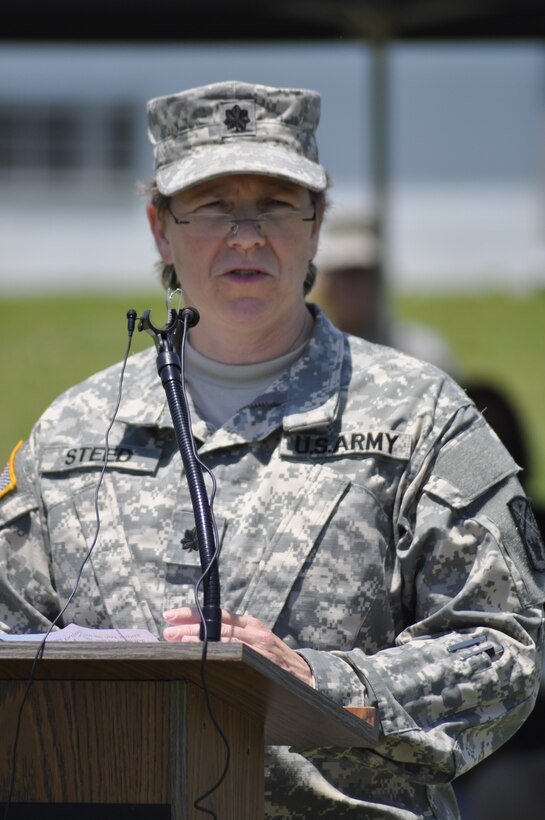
xmin=223 ymin=268 xmax=268 ymax=281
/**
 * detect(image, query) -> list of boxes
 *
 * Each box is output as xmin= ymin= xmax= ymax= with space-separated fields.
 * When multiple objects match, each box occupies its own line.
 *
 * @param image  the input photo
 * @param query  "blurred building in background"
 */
xmin=1 ymin=41 xmax=545 ymax=294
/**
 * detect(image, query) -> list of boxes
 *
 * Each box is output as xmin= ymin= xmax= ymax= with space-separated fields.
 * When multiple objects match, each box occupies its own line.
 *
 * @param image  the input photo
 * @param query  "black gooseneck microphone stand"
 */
xmin=137 ymin=305 xmax=221 ymax=641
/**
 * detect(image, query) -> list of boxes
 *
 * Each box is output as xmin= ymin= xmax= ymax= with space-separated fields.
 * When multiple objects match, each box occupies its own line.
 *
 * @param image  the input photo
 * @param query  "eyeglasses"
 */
xmin=165 ymin=201 xmax=316 ymax=240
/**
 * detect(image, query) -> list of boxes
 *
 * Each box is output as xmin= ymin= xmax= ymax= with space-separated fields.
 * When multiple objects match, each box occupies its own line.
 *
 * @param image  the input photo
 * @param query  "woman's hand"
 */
xmin=163 ymin=606 xmax=314 ymax=687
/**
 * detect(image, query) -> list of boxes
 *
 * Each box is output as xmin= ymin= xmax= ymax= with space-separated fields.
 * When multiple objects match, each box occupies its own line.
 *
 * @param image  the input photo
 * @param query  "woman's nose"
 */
xmin=226 ymin=218 xmax=266 ymax=247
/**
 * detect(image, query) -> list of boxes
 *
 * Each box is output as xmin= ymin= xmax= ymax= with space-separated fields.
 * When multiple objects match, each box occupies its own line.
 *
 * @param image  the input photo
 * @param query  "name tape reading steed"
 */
xmin=40 ymin=445 xmax=162 ymax=474
xmin=282 ymin=430 xmax=413 ymax=460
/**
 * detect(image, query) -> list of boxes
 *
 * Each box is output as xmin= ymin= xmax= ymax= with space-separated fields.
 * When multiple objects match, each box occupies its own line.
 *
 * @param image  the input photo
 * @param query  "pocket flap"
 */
xmin=424 ymin=421 xmax=519 ymax=509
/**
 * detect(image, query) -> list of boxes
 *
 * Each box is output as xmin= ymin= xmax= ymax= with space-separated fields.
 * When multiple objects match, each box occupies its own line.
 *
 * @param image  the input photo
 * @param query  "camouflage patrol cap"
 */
xmin=147 ymin=80 xmax=327 ymax=195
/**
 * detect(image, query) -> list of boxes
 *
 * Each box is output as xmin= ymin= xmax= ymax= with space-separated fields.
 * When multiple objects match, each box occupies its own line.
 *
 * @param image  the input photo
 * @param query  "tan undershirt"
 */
xmin=184 ymin=340 xmax=309 ymax=428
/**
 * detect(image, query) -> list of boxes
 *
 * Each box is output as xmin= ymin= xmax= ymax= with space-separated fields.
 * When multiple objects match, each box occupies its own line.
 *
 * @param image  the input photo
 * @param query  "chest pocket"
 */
xmin=162 ymin=507 xmax=227 ymax=613
xmin=40 ymin=443 xmax=162 ymax=632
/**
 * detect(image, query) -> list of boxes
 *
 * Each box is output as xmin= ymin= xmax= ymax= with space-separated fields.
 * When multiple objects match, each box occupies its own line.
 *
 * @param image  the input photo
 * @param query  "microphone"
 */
xmin=126 ymin=309 xmax=137 ymax=335
xmin=138 ymin=303 xmax=221 ymax=642
xmin=181 ymin=306 xmax=200 ymax=328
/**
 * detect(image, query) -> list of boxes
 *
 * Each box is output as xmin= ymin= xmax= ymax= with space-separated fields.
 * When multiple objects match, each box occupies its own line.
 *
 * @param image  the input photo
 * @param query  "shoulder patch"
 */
xmin=508 ymin=496 xmax=545 ymax=572
xmin=0 ymin=440 xmax=24 ymax=500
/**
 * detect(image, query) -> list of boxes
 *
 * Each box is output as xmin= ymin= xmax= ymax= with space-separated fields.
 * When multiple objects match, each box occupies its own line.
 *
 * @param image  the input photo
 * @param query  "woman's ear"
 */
xmin=308 ymin=196 xmax=326 ymax=260
xmin=309 ymin=216 xmax=323 ymax=262
xmin=146 ymin=203 xmax=174 ymax=264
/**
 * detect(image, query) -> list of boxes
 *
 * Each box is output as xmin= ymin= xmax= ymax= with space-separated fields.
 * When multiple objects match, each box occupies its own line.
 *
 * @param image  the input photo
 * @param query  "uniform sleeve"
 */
xmin=298 ymin=405 xmax=545 ymax=783
xmin=0 ymin=435 xmax=62 ymax=633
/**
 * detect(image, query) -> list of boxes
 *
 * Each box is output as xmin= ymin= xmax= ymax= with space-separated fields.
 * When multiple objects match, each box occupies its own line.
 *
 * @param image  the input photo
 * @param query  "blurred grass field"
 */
xmin=1 ymin=290 xmax=544 ymax=504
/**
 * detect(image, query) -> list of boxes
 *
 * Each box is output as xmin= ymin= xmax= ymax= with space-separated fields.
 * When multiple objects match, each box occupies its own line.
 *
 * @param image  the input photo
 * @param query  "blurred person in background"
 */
xmin=310 ymin=208 xmax=461 ymax=378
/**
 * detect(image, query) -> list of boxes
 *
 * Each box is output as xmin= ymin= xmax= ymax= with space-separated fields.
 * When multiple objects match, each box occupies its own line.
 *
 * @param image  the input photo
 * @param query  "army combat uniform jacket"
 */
xmin=1 ymin=307 xmax=544 ymax=818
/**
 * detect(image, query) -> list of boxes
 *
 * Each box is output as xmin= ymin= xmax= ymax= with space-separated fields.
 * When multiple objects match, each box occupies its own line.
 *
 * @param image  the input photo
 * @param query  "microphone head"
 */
xmin=126 ymin=309 xmax=137 ymax=333
xmin=181 ymin=307 xmax=200 ymax=328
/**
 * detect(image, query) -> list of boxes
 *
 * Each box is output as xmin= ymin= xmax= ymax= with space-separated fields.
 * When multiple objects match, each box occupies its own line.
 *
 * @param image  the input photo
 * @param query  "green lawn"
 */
xmin=1 ymin=291 xmax=544 ymax=505
xmin=0 ymin=290 xmax=167 ymax=458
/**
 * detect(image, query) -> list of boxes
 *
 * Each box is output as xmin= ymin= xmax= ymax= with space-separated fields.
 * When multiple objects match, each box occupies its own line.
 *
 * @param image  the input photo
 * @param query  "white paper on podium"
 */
xmin=0 ymin=623 xmax=159 ymax=642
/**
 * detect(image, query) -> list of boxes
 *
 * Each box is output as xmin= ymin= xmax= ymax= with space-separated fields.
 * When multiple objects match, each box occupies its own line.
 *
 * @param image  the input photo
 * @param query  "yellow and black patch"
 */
xmin=0 ymin=440 xmax=24 ymax=501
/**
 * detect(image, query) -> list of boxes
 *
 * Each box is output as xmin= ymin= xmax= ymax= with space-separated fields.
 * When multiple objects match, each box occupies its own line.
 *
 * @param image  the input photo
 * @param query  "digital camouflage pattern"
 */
xmin=147 ymin=80 xmax=328 ymax=195
xmin=1 ymin=307 xmax=544 ymax=818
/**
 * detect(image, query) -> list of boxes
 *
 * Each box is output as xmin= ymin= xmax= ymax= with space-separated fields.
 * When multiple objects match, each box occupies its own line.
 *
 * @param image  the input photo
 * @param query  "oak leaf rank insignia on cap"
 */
xmin=221 ymin=103 xmax=255 ymax=135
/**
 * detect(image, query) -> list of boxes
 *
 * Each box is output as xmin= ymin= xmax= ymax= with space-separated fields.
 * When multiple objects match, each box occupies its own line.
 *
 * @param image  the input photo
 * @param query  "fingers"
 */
xmin=161 ymin=607 xmax=313 ymax=684
xmin=163 ymin=607 xmax=275 ymax=656
xmin=162 ymin=607 xmax=246 ymax=642
xmin=163 ymin=606 xmax=200 ymax=624
xmin=163 ymin=606 xmax=244 ymax=624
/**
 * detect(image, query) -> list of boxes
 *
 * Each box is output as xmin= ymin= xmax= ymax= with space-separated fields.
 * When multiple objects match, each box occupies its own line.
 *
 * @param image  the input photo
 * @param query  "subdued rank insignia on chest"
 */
xmin=219 ymin=101 xmax=256 ymax=137
xmin=281 ymin=430 xmax=413 ymax=460
xmin=508 ymin=496 xmax=545 ymax=572
xmin=0 ymin=440 xmax=24 ymax=500
xmin=181 ymin=527 xmax=199 ymax=552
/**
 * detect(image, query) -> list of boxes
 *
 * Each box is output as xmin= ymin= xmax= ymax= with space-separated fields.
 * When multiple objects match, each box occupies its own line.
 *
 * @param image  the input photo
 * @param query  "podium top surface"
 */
xmin=0 ymin=641 xmax=378 ymax=748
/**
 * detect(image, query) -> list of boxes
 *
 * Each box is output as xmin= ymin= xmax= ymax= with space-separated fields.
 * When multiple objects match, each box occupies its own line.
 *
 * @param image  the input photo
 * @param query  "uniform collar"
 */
xmin=282 ymin=305 xmax=345 ymax=433
xmin=115 ymin=347 xmax=172 ymax=427
xmin=115 ymin=305 xmax=346 ymax=439
xmin=203 ymin=307 xmax=346 ymax=450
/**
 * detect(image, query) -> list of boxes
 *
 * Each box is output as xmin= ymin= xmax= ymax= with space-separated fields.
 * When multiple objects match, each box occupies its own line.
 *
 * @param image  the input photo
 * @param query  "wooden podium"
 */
xmin=0 ymin=642 xmax=378 ymax=819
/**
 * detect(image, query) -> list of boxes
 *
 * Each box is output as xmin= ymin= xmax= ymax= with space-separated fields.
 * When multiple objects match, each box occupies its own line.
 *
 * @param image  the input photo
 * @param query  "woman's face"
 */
xmin=147 ymin=174 xmax=321 ymax=356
